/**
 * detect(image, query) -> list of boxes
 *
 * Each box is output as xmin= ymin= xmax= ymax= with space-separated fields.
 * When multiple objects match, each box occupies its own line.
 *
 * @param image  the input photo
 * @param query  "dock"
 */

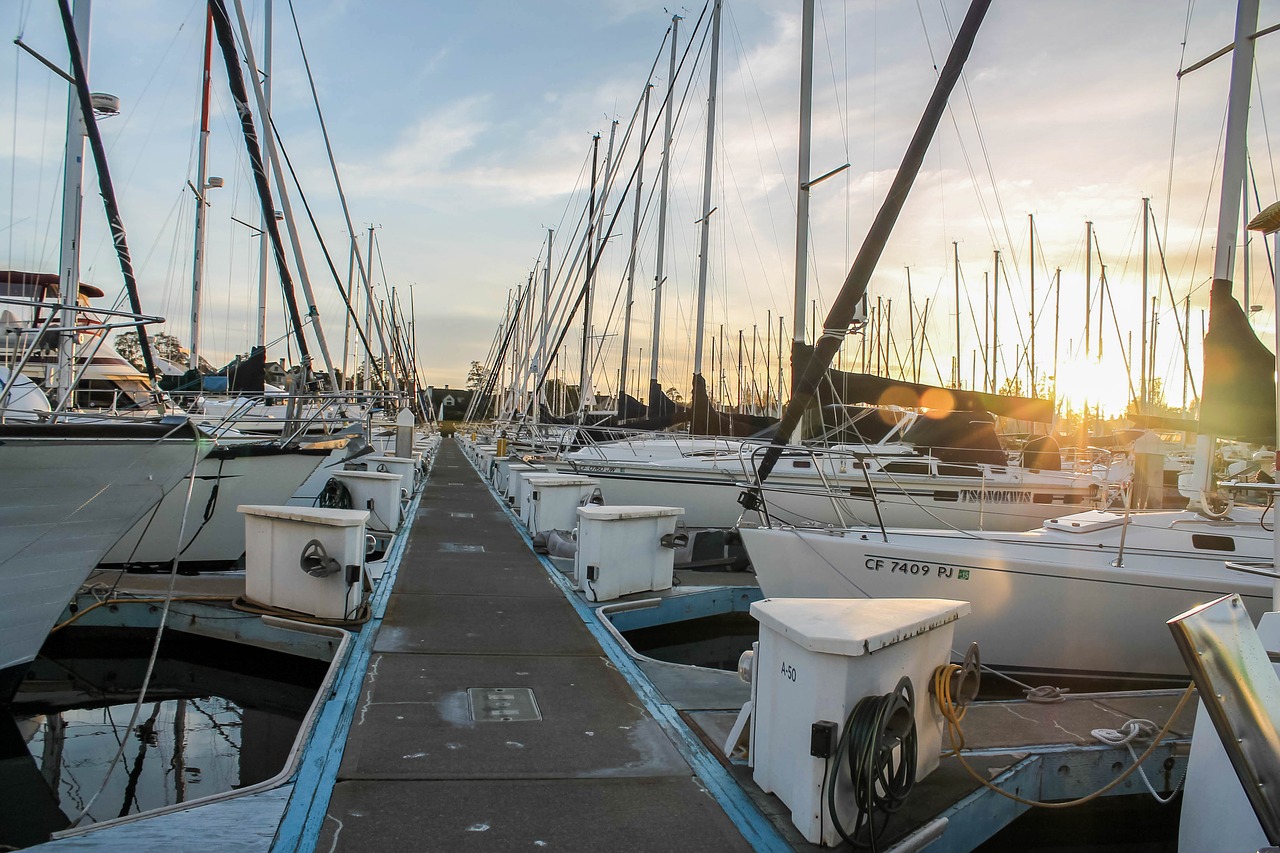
xmin=26 ymin=435 xmax=1200 ymax=852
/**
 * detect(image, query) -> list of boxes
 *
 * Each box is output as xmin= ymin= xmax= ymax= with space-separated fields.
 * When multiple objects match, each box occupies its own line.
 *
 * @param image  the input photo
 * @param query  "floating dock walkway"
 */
xmin=309 ymin=437 xmax=760 ymax=851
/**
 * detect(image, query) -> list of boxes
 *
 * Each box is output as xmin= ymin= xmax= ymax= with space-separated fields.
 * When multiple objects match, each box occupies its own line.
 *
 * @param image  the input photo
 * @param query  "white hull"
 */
xmin=552 ymin=456 xmax=1102 ymax=531
xmin=739 ymin=510 xmax=1275 ymax=682
xmin=0 ymin=423 xmax=208 ymax=693
xmin=100 ymin=442 xmax=330 ymax=568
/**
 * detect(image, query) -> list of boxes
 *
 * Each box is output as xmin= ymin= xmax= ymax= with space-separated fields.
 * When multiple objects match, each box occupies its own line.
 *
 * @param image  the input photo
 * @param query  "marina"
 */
xmin=0 ymin=435 xmax=1228 ymax=852
xmin=4 ymin=0 xmax=1280 ymax=850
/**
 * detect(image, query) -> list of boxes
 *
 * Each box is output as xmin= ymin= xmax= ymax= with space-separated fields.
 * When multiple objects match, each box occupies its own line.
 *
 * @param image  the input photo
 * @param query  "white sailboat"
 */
xmin=0 ymin=416 xmax=211 ymax=700
xmin=740 ymin=0 xmax=1276 ymax=684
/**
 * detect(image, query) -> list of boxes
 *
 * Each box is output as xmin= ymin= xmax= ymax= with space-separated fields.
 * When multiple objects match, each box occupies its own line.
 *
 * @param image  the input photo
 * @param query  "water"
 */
xmin=2 ymin=629 xmax=326 ymax=849
xmin=623 ymin=612 xmax=759 ymax=670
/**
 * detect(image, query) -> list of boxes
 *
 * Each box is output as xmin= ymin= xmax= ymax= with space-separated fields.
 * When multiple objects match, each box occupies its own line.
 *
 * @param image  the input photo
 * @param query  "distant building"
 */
xmin=427 ymin=385 xmax=476 ymax=420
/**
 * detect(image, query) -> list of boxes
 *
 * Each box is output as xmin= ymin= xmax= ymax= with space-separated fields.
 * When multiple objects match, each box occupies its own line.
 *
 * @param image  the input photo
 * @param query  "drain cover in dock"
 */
xmin=468 ymin=687 xmax=541 ymax=722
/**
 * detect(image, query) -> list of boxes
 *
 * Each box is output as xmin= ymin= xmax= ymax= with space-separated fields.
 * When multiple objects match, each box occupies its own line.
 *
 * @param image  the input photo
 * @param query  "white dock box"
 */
xmin=507 ymin=466 xmax=543 ymax=509
xmin=574 ymin=505 xmax=684 ymax=601
xmin=371 ymin=455 xmax=419 ymax=491
xmin=332 ymin=469 xmax=404 ymax=533
xmin=520 ymin=474 xmax=599 ymax=534
xmin=239 ymin=505 xmax=370 ymax=619
xmin=749 ymin=597 xmax=969 ymax=847
xmin=493 ymin=456 xmax=521 ymax=494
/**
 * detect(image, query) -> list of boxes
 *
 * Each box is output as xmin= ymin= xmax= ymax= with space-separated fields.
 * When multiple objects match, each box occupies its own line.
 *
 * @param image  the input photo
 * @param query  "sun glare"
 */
xmin=1052 ymin=357 xmax=1136 ymax=418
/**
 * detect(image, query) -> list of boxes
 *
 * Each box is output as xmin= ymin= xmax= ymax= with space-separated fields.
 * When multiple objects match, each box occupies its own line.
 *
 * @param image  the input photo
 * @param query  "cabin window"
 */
xmin=938 ymin=464 xmax=981 ymax=478
xmin=1033 ymin=494 xmax=1053 ymax=504
xmin=882 ymin=461 xmax=931 ymax=476
xmin=933 ymin=491 xmax=959 ymax=502
xmin=1191 ymin=534 xmax=1236 ymax=552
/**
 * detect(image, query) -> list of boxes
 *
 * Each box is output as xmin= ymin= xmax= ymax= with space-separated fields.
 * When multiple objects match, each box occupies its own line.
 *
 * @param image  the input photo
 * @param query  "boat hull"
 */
xmin=553 ymin=458 xmax=1100 ymax=531
xmin=0 ymin=422 xmax=209 ymax=699
xmin=99 ymin=442 xmax=330 ymax=569
xmin=738 ymin=515 xmax=1274 ymax=683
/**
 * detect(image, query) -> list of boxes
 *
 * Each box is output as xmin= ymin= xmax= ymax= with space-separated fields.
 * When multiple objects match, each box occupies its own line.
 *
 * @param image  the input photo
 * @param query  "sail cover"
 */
xmin=1199 ymin=279 xmax=1275 ymax=443
xmin=795 ymin=343 xmax=1055 ymax=423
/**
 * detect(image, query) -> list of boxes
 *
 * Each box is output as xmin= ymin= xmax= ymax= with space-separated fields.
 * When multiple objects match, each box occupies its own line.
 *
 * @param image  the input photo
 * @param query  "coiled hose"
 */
xmin=826 ymin=675 xmax=917 ymax=850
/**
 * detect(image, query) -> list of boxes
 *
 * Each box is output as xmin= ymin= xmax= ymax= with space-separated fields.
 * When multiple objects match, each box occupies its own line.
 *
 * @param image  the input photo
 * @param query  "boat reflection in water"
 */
xmin=1 ymin=631 xmax=326 ymax=849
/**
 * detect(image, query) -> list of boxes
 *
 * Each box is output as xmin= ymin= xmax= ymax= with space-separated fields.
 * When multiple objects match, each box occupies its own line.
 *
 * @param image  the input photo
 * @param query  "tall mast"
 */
xmin=56 ymin=0 xmax=91 ymax=402
xmin=1140 ymin=197 xmax=1150 ymax=411
xmin=255 ymin=0 xmax=272 ymax=350
xmin=992 ymin=248 xmax=1000 ymax=392
xmin=791 ymin=0 xmax=815 ymax=396
xmin=1028 ymin=213 xmax=1035 ymax=394
xmin=364 ymin=224 xmax=375 ymax=389
xmin=230 ymin=0 xmax=339 ymax=391
xmin=1084 ymin=220 xmax=1092 ymax=359
xmin=953 ymin=241 xmax=960 ymax=388
xmin=648 ymin=14 xmax=679 ymax=411
xmin=1193 ymin=0 xmax=1261 ymax=502
xmin=189 ymin=8 xmax=215 ymax=372
xmin=619 ymin=86 xmax=651 ymax=415
xmin=579 ymin=133 xmax=601 ymax=422
xmin=691 ymin=0 xmax=723 ymax=428
xmin=536 ymin=228 xmax=552 ymax=423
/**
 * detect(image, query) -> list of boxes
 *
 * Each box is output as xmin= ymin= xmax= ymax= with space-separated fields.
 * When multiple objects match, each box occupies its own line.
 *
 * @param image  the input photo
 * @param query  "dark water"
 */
xmin=623 ymin=612 xmax=760 ymax=671
xmin=2 ymin=630 xmax=327 ymax=849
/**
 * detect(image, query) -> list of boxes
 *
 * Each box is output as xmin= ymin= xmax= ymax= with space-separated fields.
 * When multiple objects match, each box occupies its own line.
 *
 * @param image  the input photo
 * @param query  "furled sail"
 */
xmin=794 ymin=342 xmax=1054 ymax=424
xmin=1199 ymin=279 xmax=1275 ymax=443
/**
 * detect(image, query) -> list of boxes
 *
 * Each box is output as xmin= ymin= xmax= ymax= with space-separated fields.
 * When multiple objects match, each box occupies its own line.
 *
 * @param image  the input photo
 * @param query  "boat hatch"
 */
xmin=1043 ymin=510 xmax=1126 ymax=533
xmin=1190 ymin=533 xmax=1236 ymax=552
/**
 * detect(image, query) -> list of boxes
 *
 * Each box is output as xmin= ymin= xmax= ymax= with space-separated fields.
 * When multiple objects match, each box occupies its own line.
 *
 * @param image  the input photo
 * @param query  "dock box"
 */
xmin=519 ymin=474 xmax=600 ymax=534
xmin=240 ymin=504 xmax=370 ymax=619
xmin=332 ymin=469 xmax=404 ymax=533
xmin=749 ymin=597 xmax=969 ymax=846
xmin=574 ymin=505 xmax=684 ymax=601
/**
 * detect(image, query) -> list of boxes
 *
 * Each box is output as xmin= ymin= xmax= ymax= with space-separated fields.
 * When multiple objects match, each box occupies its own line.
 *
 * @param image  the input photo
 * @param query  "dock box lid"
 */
xmin=750 ymin=598 xmax=970 ymax=656
xmin=576 ymin=505 xmax=684 ymax=520
xmin=237 ymin=505 xmax=370 ymax=526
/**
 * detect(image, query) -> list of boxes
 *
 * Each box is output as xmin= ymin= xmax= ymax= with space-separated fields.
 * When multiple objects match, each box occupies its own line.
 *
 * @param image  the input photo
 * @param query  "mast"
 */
xmin=1084 ymin=220 xmax=1092 ymax=359
xmin=364 ymin=224 xmax=375 ymax=389
xmin=579 ymin=133 xmax=601 ymax=423
xmin=648 ymin=14 xmax=679 ymax=412
xmin=1140 ymin=197 xmax=1150 ymax=411
xmin=691 ymin=0 xmax=723 ymax=430
xmin=1193 ymin=0 xmax=1261 ymax=503
xmin=55 ymin=0 xmax=91 ymax=403
xmin=991 ymin=249 xmax=1000 ymax=392
xmin=229 ymin=0 xmax=339 ymax=391
xmin=255 ymin=0 xmax=272 ymax=351
xmin=756 ymin=0 xmax=991 ymax=482
xmin=189 ymin=8 xmax=215 ymax=373
xmin=536 ymin=228 xmax=552 ymax=423
xmin=1028 ymin=213 xmax=1035 ymax=394
xmin=953 ymin=241 xmax=960 ymax=387
xmin=619 ymin=86 xmax=651 ymax=416
xmin=791 ymin=0 xmax=815 ymax=396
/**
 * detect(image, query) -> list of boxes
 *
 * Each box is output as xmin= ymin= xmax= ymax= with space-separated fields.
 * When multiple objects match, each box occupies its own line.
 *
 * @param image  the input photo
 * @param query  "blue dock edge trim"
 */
xmin=272 ymin=469 xmax=429 ymax=852
xmin=475 ymin=452 xmax=790 ymax=853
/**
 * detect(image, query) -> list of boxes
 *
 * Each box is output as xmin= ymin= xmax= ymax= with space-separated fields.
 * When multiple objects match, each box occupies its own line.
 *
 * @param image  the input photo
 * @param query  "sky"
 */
xmin=3 ymin=0 xmax=1280 ymax=416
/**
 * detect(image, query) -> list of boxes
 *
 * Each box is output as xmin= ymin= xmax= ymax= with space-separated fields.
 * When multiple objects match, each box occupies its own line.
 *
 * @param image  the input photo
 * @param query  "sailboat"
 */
xmin=739 ymin=0 xmax=1277 ymax=685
